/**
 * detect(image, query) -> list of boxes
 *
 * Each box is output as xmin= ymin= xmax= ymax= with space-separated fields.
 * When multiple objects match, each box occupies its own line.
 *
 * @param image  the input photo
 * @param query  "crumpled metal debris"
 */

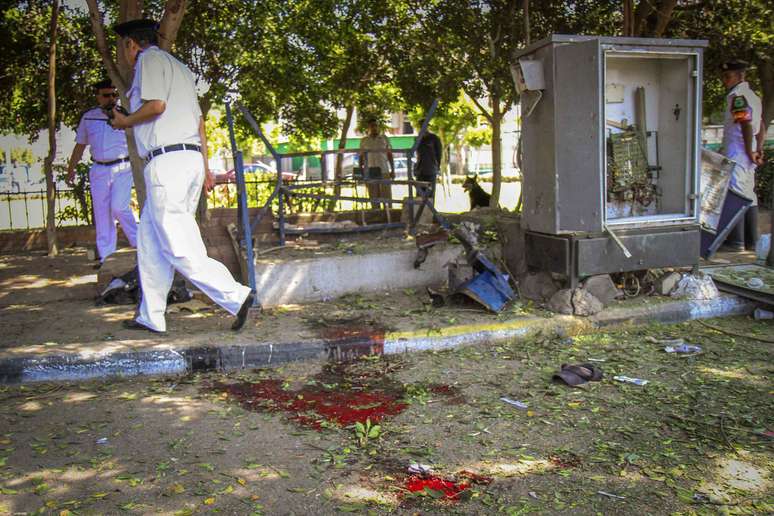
xmin=429 ymin=223 xmax=515 ymax=312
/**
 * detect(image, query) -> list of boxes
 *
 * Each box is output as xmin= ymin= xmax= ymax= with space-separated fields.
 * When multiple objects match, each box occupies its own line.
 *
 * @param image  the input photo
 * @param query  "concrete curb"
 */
xmin=0 ymin=295 xmax=756 ymax=384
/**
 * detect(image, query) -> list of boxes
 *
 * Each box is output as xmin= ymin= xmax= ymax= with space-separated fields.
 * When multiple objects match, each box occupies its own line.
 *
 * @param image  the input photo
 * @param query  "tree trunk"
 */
xmin=489 ymin=96 xmax=502 ymax=207
xmin=652 ymin=0 xmax=677 ymax=37
xmin=331 ymin=104 xmax=354 ymax=210
xmin=44 ymin=0 xmax=60 ymax=257
xmin=85 ymin=0 xmax=187 ymax=214
xmin=623 ymin=0 xmax=633 ymax=36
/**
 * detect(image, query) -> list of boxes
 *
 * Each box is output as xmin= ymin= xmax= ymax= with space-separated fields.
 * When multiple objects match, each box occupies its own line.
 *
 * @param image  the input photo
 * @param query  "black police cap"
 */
xmin=114 ymin=18 xmax=159 ymax=38
xmin=92 ymin=78 xmax=114 ymax=90
xmin=721 ymin=60 xmax=748 ymax=72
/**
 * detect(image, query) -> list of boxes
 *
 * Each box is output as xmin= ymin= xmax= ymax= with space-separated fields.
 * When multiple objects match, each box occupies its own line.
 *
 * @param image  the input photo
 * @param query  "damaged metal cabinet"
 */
xmin=514 ymin=35 xmax=708 ymax=287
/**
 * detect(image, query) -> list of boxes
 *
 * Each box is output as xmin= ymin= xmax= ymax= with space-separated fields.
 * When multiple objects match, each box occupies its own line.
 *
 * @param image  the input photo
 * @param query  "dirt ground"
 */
xmin=0 ymin=316 xmax=771 ymax=515
xmin=0 ymin=246 xmax=523 ymax=352
xmin=0 ymin=233 xmax=767 ymax=354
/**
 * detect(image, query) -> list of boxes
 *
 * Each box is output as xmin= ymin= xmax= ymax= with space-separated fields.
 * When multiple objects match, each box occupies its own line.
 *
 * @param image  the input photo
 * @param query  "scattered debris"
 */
xmin=597 ymin=490 xmax=626 ymax=500
xmin=655 ymin=271 xmax=682 ymax=296
xmin=548 ymin=288 xmax=603 ymax=316
xmin=582 ymin=274 xmax=622 ymax=306
xmin=671 ymin=273 xmax=719 ymax=300
xmin=571 ymin=288 xmax=604 ymax=316
xmin=408 ymin=463 xmax=434 ymax=475
xmin=587 ymin=357 xmax=607 ymax=362
xmin=429 ymin=224 xmax=515 ymax=312
xmin=96 ymin=437 xmax=109 ymax=445
xmin=499 ymin=397 xmax=528 ymax=410
xmin=528 ymin=491 xmax=538 ymax=499
xmin=753 ymin=308 xmax=773 ymax=320
xmin=646 ymin=336 xmax=684 ymax=346
xmin=664 ymin=344 xmax=702 ymax=354
xmin=413 ymin=229 xmax=449 ymax=269
xmin=613 ymin=375 xmax=649 ymax=386
xmin=746 ymin=277 xmax=764 ymax=289
xmin=755 ymin=233 xmax=771 ymax=261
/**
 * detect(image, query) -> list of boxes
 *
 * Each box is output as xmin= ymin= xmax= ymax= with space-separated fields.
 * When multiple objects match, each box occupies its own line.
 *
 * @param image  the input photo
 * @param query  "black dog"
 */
xmin=462 ymin=175 xmax=491 ymax=210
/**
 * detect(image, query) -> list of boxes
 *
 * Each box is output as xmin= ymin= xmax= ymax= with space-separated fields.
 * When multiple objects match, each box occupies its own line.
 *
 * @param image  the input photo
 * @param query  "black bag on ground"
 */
xmin=97 ymin=267 xmax=191 ymax=306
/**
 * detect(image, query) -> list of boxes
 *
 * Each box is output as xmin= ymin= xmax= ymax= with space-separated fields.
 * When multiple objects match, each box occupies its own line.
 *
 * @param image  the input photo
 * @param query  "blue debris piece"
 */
xmin=457 ymin=250 xmax=515 ymax=312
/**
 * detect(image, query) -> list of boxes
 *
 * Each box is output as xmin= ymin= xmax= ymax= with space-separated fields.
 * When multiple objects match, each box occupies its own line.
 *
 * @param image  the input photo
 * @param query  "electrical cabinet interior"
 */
xmin=514 ymin=35 xmax=708 ymax=286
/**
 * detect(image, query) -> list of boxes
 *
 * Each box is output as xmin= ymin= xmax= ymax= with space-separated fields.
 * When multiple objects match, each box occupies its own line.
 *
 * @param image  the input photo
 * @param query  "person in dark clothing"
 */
xmin=413 ymin=120 xmax=442 ymax=200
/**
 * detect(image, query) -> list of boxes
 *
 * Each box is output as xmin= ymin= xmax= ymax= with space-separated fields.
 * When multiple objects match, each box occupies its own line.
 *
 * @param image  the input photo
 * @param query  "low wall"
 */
xmin=253 ymin=243 xmax=462 ymax=307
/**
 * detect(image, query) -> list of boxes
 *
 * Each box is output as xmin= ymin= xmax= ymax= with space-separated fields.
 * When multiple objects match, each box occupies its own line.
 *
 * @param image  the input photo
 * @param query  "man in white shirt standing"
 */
xmin=720 ymin=59 xmax=765 ymax=251
xmin=109 ymin=19 xmax=254 ymax=333
xmin=66 ymin=78 xmax=138 ymax=268
xmin=359 ymin=118 xmax=395 ymax=209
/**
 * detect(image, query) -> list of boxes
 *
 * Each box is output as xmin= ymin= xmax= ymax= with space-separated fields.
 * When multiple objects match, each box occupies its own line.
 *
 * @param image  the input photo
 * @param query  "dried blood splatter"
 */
xmin=213 ymin=379 xmax=407 ymax=430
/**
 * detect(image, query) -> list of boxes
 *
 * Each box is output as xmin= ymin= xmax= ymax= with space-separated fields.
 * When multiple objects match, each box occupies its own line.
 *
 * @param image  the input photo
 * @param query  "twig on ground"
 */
xmin=695 ymin=320 xmax=774 ymax=343
xmin=719 ymin=414 xmax=739 ymax=455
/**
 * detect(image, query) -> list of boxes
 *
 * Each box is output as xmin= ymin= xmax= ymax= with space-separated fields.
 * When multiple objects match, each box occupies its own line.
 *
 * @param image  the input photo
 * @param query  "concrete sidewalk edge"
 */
xmin=0 ymin=295 xmax=756 ymax=384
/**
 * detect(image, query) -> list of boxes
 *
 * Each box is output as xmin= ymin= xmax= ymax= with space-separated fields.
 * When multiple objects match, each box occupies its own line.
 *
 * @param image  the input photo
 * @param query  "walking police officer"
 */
xmin=67 ymin=78 xmax=138 ymax=267
xmin=110 ymin=19 xmax=254 ymax=333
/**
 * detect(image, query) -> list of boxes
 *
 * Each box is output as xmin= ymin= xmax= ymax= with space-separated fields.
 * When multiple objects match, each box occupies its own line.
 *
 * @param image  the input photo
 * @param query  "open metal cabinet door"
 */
xmin=553 ymin=38 xmax=603 ymax=234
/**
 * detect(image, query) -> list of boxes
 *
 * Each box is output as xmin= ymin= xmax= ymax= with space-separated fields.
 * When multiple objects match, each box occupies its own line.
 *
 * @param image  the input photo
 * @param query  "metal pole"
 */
xmin=225 ymin=102 xmax=257 ymax=303
xmin=278 ymin=158 xmax=286 ymax=246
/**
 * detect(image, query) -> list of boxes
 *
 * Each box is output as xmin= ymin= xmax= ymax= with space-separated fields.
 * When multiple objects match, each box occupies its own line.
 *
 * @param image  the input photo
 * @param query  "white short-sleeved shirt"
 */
xmin=128 ymin=46 xmax=202 ymax=158
xmin=722 ymin=81 xmax=762 ymax=204
xmin=75 ymin=107 xmax=129 ymax=162
xmin=359 ymin=135 xmax=392 ymax=173
xmin=722 ymin=81 xmax=762 ymax=168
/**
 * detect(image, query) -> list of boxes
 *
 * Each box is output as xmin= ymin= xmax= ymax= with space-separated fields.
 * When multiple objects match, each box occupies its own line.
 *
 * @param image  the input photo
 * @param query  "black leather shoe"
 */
xmin=232 ymin=293 xmax=256 ymax=331
xmin=122 ymin=319 xmax=164 ymax=334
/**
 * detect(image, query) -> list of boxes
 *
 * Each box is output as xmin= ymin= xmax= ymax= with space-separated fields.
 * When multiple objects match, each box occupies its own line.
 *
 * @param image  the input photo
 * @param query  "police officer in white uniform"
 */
xmin=720 ymin=59 xmax=765 ymax=251
xmin=67 ymin=78 xmax=138 ymax=266
xmin=110 ymin=19 xmax=254 ymax=333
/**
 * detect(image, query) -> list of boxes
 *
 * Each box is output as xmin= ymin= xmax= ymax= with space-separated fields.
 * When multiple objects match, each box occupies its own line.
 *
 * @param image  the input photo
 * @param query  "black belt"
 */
xmin=94 ymin=157 xmax=130 ymax=166
xmin=144 ymin=143 xmax=202 ymax=164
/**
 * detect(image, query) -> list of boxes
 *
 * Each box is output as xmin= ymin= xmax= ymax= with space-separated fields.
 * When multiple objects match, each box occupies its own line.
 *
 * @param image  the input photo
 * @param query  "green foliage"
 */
xmin=665 ymin=0 xmax=773 ymax=119
xmin=0 ymin=3 xmax=102 ymax=139
xmin=755 ymin=144 xmax=774 ymax=209
xmin=10 ymin=147 xmax=34 ymax=165
xmin=353 ymin=418 xmax=381 ymax=447
xmin=54 ymin=162 xmax=91 ymax=226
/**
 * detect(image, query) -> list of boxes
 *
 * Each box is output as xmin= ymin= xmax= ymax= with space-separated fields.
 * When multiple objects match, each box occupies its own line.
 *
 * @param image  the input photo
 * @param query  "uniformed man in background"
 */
xmin=109 ymin=19 xmax=254 ymax=333
xmin=720 ymin=59 xmax=765 ymax=251
xmin=67 ymin=78 xmax=138 ymax=267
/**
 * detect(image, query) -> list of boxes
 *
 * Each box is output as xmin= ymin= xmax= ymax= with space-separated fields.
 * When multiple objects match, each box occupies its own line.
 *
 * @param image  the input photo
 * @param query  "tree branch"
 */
xmin=468 ymin=93 xmax=493 ymax=123
xmin=84 ymin=0 xmax=127 ymax=92
xmin=158 ymin=0 xmax=187 ymax=52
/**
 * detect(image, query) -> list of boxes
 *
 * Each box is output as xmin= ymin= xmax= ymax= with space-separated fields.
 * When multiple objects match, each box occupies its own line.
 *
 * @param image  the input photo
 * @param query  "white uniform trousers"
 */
xmin=135 ymin=151 xmax=251 ymax=332
xmin=89 ymin=161 xmax=138 ymax=261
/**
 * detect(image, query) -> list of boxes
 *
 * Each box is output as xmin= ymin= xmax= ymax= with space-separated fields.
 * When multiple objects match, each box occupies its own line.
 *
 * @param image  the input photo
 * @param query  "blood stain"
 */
xmin=212 ymin=379 xmax=407 ymax=430
xmin=405 ymin=475 xmax=470 ymax=500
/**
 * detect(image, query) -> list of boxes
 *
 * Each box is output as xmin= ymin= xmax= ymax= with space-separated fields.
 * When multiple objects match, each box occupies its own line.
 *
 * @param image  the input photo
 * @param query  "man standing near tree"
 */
xmin=67 ymin=78 xmax=138 ymax=268
xmin=109 ymin=19 xmax=254 ymax=333
xmin=720 ymin=59 xmax=765 ymax=252
xmin=359 ymin=118 xmax=395 ymax=209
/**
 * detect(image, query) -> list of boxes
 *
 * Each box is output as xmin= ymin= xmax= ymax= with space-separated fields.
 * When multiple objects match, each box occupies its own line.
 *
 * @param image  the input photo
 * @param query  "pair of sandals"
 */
xmin=553 ymin=363 xmax=603 ymax=386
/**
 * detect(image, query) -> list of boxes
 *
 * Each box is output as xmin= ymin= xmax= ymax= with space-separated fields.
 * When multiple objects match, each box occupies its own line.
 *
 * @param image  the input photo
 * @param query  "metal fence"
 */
xmin=0 ymin=187 xmax=93 ymax=231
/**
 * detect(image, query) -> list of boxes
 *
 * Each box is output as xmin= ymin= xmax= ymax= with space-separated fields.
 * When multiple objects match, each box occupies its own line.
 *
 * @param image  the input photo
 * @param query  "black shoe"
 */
xmin=232 ymin=293 xmax=256 ymax=331
xmin=122 ymin=319 xmax=164 ymax=334
xmin=93 ymin=262 xmax=103 ymax=270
